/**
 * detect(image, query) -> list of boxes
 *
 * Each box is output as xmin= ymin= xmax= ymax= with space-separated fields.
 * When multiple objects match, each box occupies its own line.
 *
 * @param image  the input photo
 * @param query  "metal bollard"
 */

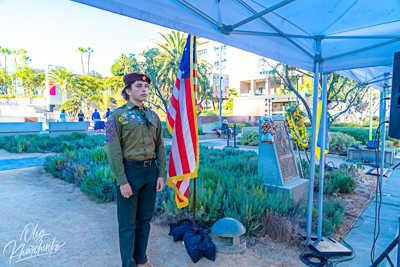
xmin=226 ymin=129 xmax=230 ymax=147
xmin=233 ymin=125 xmax=238 ymax=148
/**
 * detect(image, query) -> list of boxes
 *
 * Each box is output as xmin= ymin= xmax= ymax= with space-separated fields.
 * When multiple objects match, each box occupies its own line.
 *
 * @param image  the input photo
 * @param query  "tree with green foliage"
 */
xmin=225 ymin=88 xmax=238 ymax=111
xmin=60 ymin=94 xmax=82 ymax=118
xmin=259 ymin=60 xmax=368 ymax=127
xmin=48 ymin=68 xmax=77 ymax=103
xmin=22 ymin=69 xmax=45 ymax=95
xmin=111 ymin=54 xmax=137 ymax=76
xmin=87 ymin=70 xmax=102 ymax=79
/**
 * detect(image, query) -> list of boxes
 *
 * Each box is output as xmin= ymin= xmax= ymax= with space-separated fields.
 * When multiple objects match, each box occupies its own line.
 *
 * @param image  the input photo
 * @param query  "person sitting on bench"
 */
xmin=215 ymin=119 xmax=232 ymax=139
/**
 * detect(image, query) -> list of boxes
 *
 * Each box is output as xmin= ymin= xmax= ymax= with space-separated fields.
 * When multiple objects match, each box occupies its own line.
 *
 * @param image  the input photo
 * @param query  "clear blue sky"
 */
xmin=0 ymin=0 xmax=167 ymax=77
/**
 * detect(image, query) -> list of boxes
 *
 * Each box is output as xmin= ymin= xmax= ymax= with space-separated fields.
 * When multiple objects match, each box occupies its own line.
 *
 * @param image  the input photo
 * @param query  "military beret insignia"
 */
xmin=142 ymin=75 xmax=146 ymax=81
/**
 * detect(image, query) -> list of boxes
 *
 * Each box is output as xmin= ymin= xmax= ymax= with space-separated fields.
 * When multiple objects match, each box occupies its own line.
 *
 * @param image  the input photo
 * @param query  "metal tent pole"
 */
xmin=379 ymin=89 xmax=387 ymax=191
xmin=307 ymin=58 xmax=321 ymax=239
xmin=317 ymin=74 xmax=328 ymax=241
xmin=369 ymin=87 xmax=373 ymax=140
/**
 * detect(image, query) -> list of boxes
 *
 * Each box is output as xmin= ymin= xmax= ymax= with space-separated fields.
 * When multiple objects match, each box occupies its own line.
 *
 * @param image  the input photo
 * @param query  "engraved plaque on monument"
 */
xmin=258 ymin=115 xmax=308 ymax=201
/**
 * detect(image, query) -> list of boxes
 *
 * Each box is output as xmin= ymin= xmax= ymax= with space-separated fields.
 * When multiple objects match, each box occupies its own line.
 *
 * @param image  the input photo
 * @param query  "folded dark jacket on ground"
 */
xmin=169 ymin=219 xmax=196 ymax=242
xmin=183 ymin=225 xmax=216 ymax=263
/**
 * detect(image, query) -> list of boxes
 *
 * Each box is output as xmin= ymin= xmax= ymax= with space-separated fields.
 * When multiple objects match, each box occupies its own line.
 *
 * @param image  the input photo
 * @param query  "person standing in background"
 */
xmin=60 ymin=109 xmax=67 ymax=122
xmin=92 ymin=109 xmax=101 ymax=122
xmin=78 ymin=110 xmax=84 ymax=122
xmin=105 ymin=108 xmax=111 ymax=118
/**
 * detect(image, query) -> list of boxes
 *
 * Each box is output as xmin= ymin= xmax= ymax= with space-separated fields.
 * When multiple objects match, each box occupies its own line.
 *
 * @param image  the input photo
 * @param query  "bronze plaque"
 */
xmin=274 ymin=120 xmax=297 ymax=180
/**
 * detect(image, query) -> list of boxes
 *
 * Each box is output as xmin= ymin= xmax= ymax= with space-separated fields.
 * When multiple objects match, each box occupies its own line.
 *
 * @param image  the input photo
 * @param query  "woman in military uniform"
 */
xmin=106 ymin=72 xmax=166 ymax=267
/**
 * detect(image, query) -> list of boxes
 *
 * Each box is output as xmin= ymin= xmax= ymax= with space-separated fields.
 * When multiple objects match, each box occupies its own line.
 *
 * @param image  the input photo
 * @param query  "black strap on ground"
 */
xmin=300 ymin=253 xmax=328 ymax=267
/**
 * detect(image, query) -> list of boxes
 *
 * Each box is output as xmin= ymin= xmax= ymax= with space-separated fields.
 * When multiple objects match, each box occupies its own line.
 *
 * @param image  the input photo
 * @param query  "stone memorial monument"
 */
xmin=258 ymin=115 xmax=308 ymax=201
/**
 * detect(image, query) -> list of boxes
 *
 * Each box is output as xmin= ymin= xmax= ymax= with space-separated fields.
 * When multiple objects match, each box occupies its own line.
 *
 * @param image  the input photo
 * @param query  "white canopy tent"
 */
xmin=338 ymin=66 xmax=393 ymax=91
xmin=73 ymin=0 xmax=399 ymax=243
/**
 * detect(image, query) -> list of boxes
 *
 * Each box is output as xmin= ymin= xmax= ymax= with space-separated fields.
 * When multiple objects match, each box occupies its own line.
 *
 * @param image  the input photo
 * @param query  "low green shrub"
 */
xmin=197 ymin=110 xmax=219 ymax=116
xmin=240 ymin=130 xmax=259 ymax=146
xmin=161 ymin=121 xmax=172 ymax=138
xmin=302 ymin=160 xmax=358 ymax=194
xmin=331 ymin=122 xmax=362 ymax=128
xmin=329 ymin=127 xmax=370 ymax=145
xmin=40 ymin=136 xmax=348 ymax=238
xmin=361 ymin=119 xmax=380 ymax=128
xmin=329 ymin=132 xmax=359 ymax=153
xmin=0 ymin=133 xmax=105 ymax=153
xmin=321 ymin=197 xmax=346 ymax=236
xmin=44 ymin=148 xmax=115 ymax=202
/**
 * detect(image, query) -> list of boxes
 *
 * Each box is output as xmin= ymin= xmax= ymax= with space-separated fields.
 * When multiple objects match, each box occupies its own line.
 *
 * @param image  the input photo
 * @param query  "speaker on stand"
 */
xmin=389 ymin=52 xmax=400 ymax=170
xmin=388 ymin=51 xmax=400 ymax=139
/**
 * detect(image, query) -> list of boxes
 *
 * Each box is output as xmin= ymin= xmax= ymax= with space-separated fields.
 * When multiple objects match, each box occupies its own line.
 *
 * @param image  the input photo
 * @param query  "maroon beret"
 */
xmin=123 ymin=72 xmax=151 ymax=85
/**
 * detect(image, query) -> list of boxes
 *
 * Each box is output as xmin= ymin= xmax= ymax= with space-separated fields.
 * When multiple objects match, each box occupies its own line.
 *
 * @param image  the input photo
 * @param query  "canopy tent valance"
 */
xmin=73 ymin=0 xmax=399 ymax=86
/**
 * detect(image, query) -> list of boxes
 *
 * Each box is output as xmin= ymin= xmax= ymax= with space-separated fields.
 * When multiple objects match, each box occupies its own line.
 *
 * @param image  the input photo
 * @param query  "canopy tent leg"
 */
xmin=307 ymin=59 xmax=321 ymax=240
xmin=369 ymin=87 xmax=373 ymax=140
xmin=317 ymin=74 xmax=329 ymax=241
xmin=379 ymin=90 xmax=387 ymax=191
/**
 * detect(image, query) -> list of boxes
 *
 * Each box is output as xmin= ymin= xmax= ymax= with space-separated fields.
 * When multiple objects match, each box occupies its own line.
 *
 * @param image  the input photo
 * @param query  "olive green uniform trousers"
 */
xmin=114 ymin=162 xmax=158 ymax=267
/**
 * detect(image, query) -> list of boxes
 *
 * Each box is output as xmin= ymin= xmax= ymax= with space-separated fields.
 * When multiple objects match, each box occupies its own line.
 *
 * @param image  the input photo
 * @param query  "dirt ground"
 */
xmin=0 ymin=148 xmax=382 ymax=267
xmin=0 ymin=163 xmax=305 ymax=267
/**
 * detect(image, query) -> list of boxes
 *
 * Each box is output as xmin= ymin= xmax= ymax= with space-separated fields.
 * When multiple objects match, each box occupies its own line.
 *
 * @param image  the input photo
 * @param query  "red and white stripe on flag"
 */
xmin=166 ymin=34 xmax=199 ymax=209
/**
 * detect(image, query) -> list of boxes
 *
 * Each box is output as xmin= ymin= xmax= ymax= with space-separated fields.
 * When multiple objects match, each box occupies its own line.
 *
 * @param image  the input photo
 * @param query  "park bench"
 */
xmin=0 ymin=122 xmax=43 ymax=137
xmin=202 ymin=124 xmax=220 ymax=136
xmin=48 ymin=122 xmax=89 ymax=137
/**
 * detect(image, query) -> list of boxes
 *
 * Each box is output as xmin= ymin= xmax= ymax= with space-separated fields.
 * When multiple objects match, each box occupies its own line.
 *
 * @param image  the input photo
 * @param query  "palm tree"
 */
xmin=48 ymin=68 xmax=77 ymax=103
xmin=0 ymin=47 xmax=11 ymax=74
xmin=154 ymin=31 xmax=187 ymax=89
xmin=87 ymin=47 xmax=94 ymax=74
xmin=77 ymin=47 xmax=87 ymax=75
xmin=153 ymin=31 xmax=212 ymax=105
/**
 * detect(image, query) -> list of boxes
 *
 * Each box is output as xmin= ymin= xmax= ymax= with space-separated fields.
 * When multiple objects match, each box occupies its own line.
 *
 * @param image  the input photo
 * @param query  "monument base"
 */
xmin=265 ymin=178 xmax=309 ymax=202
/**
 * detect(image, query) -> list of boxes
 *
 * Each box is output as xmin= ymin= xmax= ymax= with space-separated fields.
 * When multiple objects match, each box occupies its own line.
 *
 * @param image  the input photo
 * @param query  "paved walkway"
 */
xmin=345 ymin=169 xmax=400 ymax=266
xmin=0 ymin=157 xmax=47 ymax=171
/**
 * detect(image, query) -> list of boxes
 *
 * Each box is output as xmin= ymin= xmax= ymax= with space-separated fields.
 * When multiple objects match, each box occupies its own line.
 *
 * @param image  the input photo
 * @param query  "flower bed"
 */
xmin=0 ymin=132 xmax=105 ymax=153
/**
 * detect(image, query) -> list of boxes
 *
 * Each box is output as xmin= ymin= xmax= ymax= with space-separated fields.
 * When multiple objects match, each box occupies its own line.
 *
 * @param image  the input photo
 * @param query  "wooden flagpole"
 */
xmin=193 ymin=178 xmax=197 ymax=224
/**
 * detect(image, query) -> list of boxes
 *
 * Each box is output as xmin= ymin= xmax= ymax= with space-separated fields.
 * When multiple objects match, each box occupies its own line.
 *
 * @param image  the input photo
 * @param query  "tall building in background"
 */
xmin=136 ymin=32 xmax=312 ymax=116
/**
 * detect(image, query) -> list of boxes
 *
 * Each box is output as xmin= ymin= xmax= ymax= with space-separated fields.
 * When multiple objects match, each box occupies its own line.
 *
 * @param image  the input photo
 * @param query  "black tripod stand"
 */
xmin=393 ymin=161 xmax=400 ymax=171
xmin=370 ymin=217 xmax=400 ymax=267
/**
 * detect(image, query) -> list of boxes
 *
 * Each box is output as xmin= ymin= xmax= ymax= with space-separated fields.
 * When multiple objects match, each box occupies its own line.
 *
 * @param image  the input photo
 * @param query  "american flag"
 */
xmin=166 ymin=34 xmax=199 ymax=209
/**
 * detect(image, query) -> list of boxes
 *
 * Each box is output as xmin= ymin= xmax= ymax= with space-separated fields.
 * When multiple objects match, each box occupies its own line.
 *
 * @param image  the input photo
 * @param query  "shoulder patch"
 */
xmin=108 ymin=105 xmax=126 ymax=119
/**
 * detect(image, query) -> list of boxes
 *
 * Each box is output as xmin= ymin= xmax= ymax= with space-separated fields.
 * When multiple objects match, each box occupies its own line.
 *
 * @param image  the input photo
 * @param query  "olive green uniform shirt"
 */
xmin=106 ymin=101 xmax=167 ymax=186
